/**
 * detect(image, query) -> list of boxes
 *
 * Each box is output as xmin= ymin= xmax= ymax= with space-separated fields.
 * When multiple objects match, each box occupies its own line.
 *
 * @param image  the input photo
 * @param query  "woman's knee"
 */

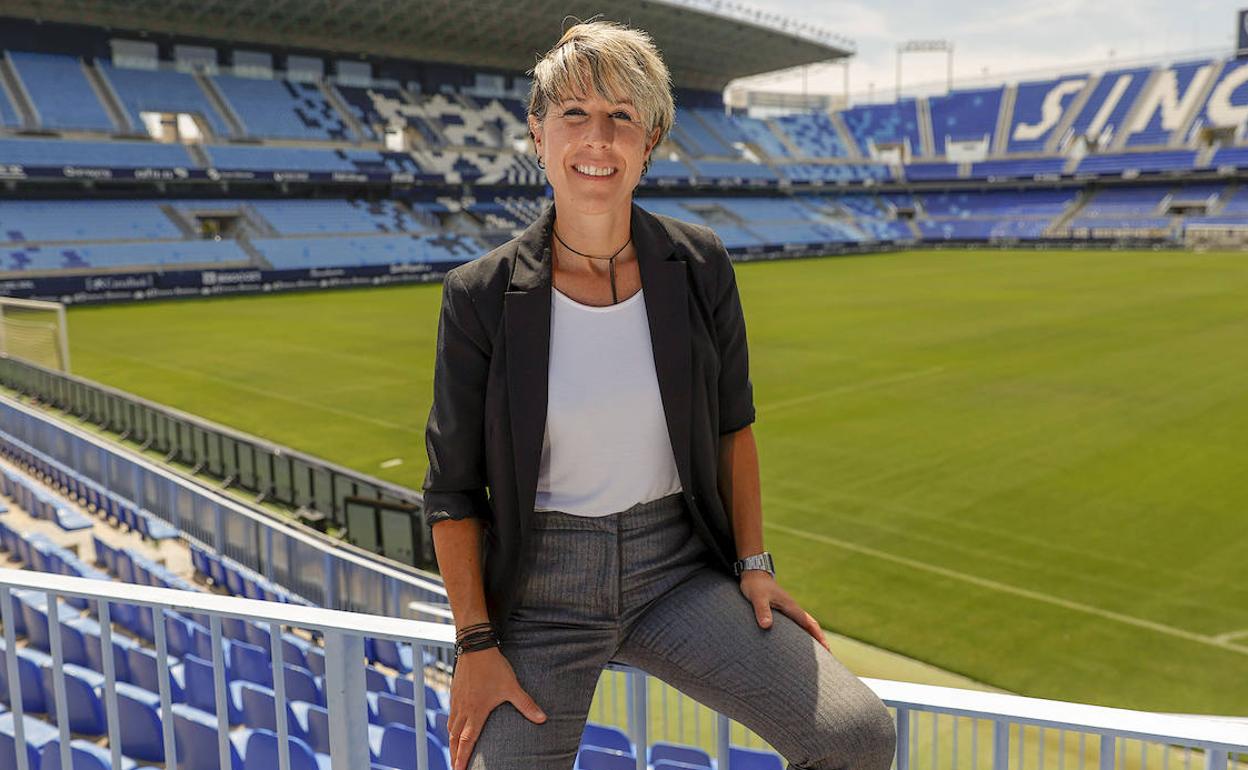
xmin=802 ymin=696 xmax=898 ymax=770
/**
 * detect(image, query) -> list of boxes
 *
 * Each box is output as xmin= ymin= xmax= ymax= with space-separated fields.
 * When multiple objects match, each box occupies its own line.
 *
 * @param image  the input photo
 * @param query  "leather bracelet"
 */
xmin=455 ymin=621 xmax=495 ymax=642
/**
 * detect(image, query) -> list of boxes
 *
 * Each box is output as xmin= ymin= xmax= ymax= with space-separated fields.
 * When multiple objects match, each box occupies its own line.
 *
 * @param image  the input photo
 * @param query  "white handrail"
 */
xmin=863 ymin=678 xmax=1248 ymax=752
xmin=0 ymin=566 xmax=454 ymax=647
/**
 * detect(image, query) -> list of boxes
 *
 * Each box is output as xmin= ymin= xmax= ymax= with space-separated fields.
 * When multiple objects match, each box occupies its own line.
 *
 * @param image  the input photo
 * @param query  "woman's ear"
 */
xmin=527 ymin=114 xmax=543 ymax=154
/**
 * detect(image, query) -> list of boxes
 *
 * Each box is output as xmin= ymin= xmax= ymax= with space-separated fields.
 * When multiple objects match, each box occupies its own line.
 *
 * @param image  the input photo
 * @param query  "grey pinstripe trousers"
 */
xmin=468 ymin=491 xmax=898 ymax=770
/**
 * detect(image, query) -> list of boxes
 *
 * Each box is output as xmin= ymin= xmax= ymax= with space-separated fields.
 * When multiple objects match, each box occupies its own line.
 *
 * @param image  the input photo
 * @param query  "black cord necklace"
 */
xmin=552 ymin=227 xmax=632 ymax=305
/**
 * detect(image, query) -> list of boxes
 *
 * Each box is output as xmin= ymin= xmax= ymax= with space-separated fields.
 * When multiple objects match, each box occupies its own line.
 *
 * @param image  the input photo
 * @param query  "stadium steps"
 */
xmin=827 ymin=111 xmax=862 ymax=159
xmin=916 ymin=96 xmax=936 ymax=159
xmin=397 ymin=87 xmax=451 ymax=147
xmin=1212 ymin=183 xmax=1239 ymax=214
xmin=1107 ymin=67 xmax=1161 ymax=152
xmin=159 ymin=205 xmax=201 ymax=239
xmin=232 ymin=233 xmax=272 ymax=268
xmin=193 ymin=71 xmax=246 ymax=139
xmin=235 ymin=204 xmax=283 ymax=238
xmin=991 ymin=84 xmax=1017 ymax=157
xmin=321 ymin=81 xmax=370 ymax=143
xmin=1044 ymin=189 xmax=1093 ymax=236
xmin=184 ymin=142 xmax=211 ymax=167
xmin=82 ymin=59 xmax=135 ymax=134
xmin=763 ymin=117 xmax=806 ymax=158
xmin=0 ymin=53 xmax=38 ymax=129
xmin=1046 ymin=73 xmax=1100 ymax=154
xmin=1171 ymin=59 xmax=1224 ymax=148
xmin=1194 ymin=142 xmax=1221 ymax=169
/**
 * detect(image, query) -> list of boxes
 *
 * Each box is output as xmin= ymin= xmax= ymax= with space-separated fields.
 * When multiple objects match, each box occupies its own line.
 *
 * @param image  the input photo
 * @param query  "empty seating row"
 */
xmin=1 ymin=467 xmax=92 ymax=531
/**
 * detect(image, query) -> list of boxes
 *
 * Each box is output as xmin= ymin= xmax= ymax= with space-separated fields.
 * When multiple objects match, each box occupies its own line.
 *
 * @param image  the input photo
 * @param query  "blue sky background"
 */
xmin=733 ymin=0 xmax=1245 ymax=100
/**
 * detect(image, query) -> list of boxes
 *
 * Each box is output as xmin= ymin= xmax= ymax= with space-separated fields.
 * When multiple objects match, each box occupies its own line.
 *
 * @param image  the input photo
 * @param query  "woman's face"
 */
xmin=528 ymin=90 xmax=659 ymax=217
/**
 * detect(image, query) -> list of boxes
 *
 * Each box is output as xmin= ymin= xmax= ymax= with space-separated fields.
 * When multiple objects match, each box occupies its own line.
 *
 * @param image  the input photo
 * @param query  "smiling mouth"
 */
xmin=572 ymin=163 xmax=617 ymax=177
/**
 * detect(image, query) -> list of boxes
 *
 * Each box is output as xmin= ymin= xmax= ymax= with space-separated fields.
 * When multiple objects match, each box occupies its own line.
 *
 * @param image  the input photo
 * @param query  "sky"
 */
xmin=731 ymin=0 xmax=1245 ymax=102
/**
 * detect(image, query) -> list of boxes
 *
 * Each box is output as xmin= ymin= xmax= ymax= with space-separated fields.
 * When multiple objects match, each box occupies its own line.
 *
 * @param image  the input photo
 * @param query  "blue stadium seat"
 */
xmin=579 ymin=723 xmax=633 ymax=755
xmin=229 ymin=639 xmax=273 ymax=686
xmin=290 ymin=702 xmax=331 ymax=754
xmin=575 ymin=745 xmax=634 ymax=770
xmin=243 ymin=729 xmax=328 ymax=770
xmin=114 ymin=681 xmax=167 ymax=762
xmin=180 ymin=653 xmax=245 ymax=726
xmin=126 ymin=646 xmax=185 ymax=701
xmin=649 ymin=742 xmax=712 ymax=769
xmin=38 ymin=737 xmax=139 ymax=770
xmin=372 ymin=723 xmax=450 ymax=770
xmin=79 ymin=619 xmax=137 ymax=683
xmin=41 ymin=663 xmax=108 ymax=735
xmin=171 ymin=703 xmax=251 ymax=770
xmin=17 ymin=591 xmax=80 ymax=653
xmin=0 ymin=711 xmax=59 ymax=770
xmin=236 ymin=681 xmax=313 ymax=744
xmin=0 ymin=639 xmax=51 ymax=713
xmin=729 ymin=746 xmax=786 ymax=770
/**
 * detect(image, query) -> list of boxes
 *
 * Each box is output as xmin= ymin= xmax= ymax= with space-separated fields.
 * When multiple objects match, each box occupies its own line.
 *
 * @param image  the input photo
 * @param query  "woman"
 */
xmin=422 ymin=19 xmax=898 ymax=770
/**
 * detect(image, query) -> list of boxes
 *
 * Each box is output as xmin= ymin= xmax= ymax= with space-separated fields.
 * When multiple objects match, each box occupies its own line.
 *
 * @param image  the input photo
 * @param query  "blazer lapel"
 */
xmin=504 ymin=199 xmax=693 ymax=522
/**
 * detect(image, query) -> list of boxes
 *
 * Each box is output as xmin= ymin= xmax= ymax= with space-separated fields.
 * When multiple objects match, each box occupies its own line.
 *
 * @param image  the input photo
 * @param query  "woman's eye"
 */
xmin=563 ymin=108 xmax=586 ymax=117
xmin=612 ymin=111 xmax=633 ymax=120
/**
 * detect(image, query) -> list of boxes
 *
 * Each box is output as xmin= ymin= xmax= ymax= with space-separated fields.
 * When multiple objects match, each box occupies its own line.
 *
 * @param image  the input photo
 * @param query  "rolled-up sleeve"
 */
xmin=710 ymin=231 xmax=756 ymax=435
xmin=422 ymin=269 xmax=493 ymax=528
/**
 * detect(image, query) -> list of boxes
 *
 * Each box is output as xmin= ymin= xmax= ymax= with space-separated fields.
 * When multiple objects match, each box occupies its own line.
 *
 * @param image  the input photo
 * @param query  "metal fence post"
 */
xmin=323 ymin=629 xmax=369 ymax=770
xmin=994 ymin=720 xmax=1010 ymax=770
xmin=629 ymin=670 xmax=649 ymax=770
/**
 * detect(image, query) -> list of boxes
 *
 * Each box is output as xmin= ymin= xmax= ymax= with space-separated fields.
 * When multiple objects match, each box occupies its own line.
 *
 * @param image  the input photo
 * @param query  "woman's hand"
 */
xmin=447 ymin=646 xmax=547 ymax=770
xmin=738 ymin=571 xmax=831 ymax=652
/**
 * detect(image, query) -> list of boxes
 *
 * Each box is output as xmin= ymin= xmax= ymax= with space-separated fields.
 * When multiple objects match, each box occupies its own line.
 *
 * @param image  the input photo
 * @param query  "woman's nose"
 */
xmin=584 ymin=113 xmax=614 ymax=147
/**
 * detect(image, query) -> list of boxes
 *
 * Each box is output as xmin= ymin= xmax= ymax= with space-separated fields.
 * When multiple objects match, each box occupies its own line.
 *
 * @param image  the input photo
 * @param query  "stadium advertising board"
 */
xmin=0 ymin=262 xmax=459 ymax=304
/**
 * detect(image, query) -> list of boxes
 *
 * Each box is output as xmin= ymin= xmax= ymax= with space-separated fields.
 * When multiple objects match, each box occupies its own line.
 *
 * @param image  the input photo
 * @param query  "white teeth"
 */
xmin=574 ymin=164 xmax=616 ymax=177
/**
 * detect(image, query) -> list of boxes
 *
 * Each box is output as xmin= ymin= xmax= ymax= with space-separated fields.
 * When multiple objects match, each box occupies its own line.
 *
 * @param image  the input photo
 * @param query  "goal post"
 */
xmin=0 ymin=297 xmax=71 ymax=373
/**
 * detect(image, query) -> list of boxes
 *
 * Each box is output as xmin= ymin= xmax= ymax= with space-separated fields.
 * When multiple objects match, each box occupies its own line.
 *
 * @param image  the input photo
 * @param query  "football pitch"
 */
xmin=64 ymin=247 xmax=1248 ymax=716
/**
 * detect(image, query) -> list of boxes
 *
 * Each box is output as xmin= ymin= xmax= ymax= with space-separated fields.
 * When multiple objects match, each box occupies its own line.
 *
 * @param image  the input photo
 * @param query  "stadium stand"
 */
xmin=839 ymin=100 xmax=923 ymax=156
xmin=1005 ymin=75 xmax=1089 ymax=153
xmin=1065 ymin=66 xmax=1153 ymax=148
xmin=211 ymin=74 xmax=365 ymax=142
xmin=6 ymin=51 xmax=116 ymax=132
xmin=0 ymin=40 xmax=1245 ymax=289
xmin=0 ymin=137 xmax=194 ymax=168
xmin=97 ymin=61 xmax=231 ymax=137
xmin=0 ymin=201 xmax=183 ymax=243
xmin=772 ymin=111 xmax=848 ymax=158
xmin=926 ymin=86 xmax=1003 ymax=154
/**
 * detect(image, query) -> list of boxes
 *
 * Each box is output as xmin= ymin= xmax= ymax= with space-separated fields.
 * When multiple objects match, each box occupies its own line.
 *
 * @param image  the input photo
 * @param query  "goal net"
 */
xmin=0 ymin=298 xmax=71 ymax=373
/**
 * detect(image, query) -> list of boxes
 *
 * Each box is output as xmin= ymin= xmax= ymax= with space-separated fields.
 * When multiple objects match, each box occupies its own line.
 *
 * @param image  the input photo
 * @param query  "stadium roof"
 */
xmin=1 ymin=0 xmax=855 ymax=91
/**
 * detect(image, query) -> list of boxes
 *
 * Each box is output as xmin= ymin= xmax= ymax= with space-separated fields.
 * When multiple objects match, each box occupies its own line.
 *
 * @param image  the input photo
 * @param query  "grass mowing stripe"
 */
xmin=762 ymin=511 xmax=1248 ymax=656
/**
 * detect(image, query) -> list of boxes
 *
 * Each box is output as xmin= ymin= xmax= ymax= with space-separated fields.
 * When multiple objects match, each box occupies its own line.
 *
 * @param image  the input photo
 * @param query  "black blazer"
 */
xmin=422 ymin=198 xmax=756 ymax=638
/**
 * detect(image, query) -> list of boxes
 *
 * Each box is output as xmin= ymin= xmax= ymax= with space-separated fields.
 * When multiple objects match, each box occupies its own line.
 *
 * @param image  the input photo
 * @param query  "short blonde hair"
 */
xmin=527 ymin=19 xmax=675 ymax=151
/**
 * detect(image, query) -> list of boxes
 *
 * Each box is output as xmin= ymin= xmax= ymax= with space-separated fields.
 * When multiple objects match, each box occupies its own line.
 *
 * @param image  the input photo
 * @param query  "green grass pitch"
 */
xmin=65 ymin=247 xmax=1248 ymax=715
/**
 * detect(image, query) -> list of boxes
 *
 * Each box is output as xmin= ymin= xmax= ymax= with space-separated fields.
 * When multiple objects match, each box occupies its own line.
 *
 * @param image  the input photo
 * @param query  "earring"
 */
xmin=642 ymin=158 xmax=651 ymax=176
xmin=536 ymin=155 xmax=546 ymax=170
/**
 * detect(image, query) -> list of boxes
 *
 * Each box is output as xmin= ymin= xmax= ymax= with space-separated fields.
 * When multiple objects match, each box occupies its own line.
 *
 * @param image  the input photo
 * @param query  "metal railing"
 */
xmin=0 ymin=388 xmax=449 ymax=621
xmin=0 ymin=353 xmax=432 ymax=570
xmin=2 ymin=568 xmax=1245 ymax=770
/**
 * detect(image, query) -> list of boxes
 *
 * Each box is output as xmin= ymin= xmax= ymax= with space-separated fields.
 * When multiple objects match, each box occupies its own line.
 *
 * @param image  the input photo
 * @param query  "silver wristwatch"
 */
xmin=732 ymin=551 xmax=775 ymax=578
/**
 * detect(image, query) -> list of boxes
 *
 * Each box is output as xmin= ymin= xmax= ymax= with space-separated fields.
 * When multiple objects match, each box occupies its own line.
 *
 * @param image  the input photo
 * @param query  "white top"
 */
xmin=533 ymin=286 xmax=683 ymax=516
